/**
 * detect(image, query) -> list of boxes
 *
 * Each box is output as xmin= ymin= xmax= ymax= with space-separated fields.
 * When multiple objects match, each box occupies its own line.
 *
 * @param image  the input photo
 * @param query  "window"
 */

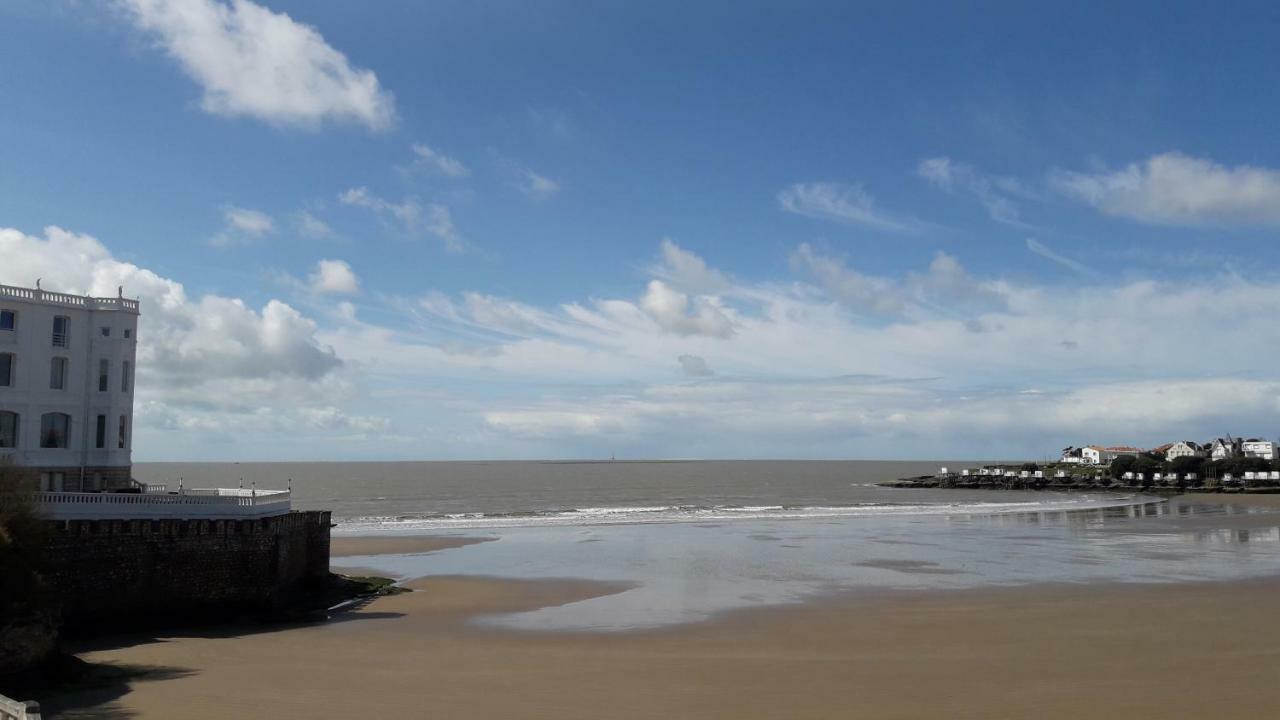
xmin=0 ymin=353 xmax=12 ymax=387
xmin=121 ymin=361 xmax=132 ymax=393
xmin=0 ymin=310 xmax=14 ymax=331
xmin=0 ymin=411 xmax=17 ymax=448
xmin=96 ymin=414 xmax=107 ymax=449
xmin=50 ymin=357 xmax=68 ymax=390
xmin=118 ymin=414 xmax=128 ymax=449
xmin=98 ymin=359 xmax=109 ymax=392
xmin=40 ymin=412 xmax=70 ymax=448
xmin=51 ymin=316 xmax=69 ymax=348
xmin=124 ymin=329 xmax=132 ymax=339
xmin=100 ymin=326 xmax=111 ymax=337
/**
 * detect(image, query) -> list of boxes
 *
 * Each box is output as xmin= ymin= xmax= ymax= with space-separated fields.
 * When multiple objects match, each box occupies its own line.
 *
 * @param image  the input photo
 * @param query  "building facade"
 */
xmin=1241 ymin=439 xmax=1277 ymax=461
xmin=0 ymin=283 xmax=138 ymax=491
xmin=1165 ymin=441 xmax=1206 ymax=461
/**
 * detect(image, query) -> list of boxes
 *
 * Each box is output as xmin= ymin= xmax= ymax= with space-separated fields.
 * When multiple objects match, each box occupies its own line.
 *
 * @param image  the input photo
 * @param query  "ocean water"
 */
xmin=136 ymin=459 xmax=1062 ymax=528
xmin=135 ymin=461 xmax=1280 ymax=631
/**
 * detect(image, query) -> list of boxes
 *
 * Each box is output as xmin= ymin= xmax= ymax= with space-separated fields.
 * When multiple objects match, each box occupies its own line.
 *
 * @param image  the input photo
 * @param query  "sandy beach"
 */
xmin=45 ymin=574 xmax=1280 ymax=719
xmin=330 ymin=535 xmax=493 ymax=558
xmin=41 ymin=494 xmax=1280 ymax=719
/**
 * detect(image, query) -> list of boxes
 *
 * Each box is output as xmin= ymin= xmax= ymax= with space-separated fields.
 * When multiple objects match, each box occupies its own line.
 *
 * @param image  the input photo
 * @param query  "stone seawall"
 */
xmin=42 ymin=510 xmax=332 ymax=630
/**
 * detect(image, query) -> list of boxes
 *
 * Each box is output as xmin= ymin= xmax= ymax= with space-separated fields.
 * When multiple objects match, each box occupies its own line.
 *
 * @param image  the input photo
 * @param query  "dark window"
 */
xmin=51 ymin=316 xmax=68 ymax=348
xmin=98 ymin=359 xmax=109 ymax=392
xmin=100 ymin=326 xmax=111 ymax=337
xmin=121 ymin=361 xmax=132 ymax=393
xmin=96 ymin=414 xmax=107 ymax=449
xmin=40 ymin=412 xmax=70 ymax=449
xmin=0 ymin=353 xmax=12 ymax=387
xmin=0 ymin=310 xmax=14 ymax=331
xmin=49 ymin=357 xmax=67 ymax=390
xmin=124 ymin=329 xmax=132 ymax=339
xmin=0 ymin=411 xmax=17 ymax=448
xmin=118 ymin=414 xmax=128 ymax=450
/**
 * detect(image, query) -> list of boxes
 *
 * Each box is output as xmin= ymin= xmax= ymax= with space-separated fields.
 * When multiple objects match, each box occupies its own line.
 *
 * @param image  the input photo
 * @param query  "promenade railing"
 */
xmin=34 ymin=487 xmax=291 ymax=520
xmin=0 ymin=694 xmax=40 ymax=720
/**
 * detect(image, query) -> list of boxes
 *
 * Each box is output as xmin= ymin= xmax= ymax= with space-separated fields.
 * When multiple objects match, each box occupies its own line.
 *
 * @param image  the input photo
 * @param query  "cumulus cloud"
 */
xmin=778 ymin=182 xmax=920 ymax=233
xmin=339 ymin=186 xmax=462 ymax=251
xmin=652 ymin=238 xmax=730 ymax=294
xmin=120 ymin=0 xmax=395 ymax=130
xmin=677 ymin=354 xmax=714 ymax=378
xmin=211 ymin=205 xmax=273 ymax=247
xmin=409 ymin=143 xmax=469 ymax=177
xmin=0 ymin=226 xmax=352 ymax=447
xmin=1051 ymin=152 xmax=1280 ymax=226
xmin=309 ymin=259 xmax=359 ymax=295
xmin=640 ymin=280 xmax=734 ymax=338
xmin=790 ymin=243 xmax=906 ymax=316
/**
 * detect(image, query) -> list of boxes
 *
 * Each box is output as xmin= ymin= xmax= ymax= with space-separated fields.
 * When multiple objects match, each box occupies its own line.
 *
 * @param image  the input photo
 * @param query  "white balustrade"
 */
xmin=0 ymin=283 xmax=139 ymax=314
xmin=34 ymin=488 xmax=291 ymax=520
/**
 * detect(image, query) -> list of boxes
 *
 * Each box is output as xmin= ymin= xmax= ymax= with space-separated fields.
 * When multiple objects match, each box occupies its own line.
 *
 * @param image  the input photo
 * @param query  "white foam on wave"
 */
xmin=332 ymin=494 xmax=1155 ymax=533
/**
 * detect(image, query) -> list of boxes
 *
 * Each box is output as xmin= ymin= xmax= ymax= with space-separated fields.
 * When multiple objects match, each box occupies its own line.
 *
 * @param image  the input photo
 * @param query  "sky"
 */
xmin=3 ymin=0 xmax=1280 ymax=461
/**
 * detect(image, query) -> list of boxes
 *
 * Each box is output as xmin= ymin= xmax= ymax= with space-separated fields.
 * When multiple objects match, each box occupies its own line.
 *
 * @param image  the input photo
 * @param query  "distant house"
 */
xmin=1081 ymin=446 xmax=1114 ymax=465
xmin=1166 ymin=441 xmax=1206 ymax=461
xmin=1104 ymin=446 xmax=1144 ymax=458
xmin=1210 ymin=438 xmax=1243 ymax=460
xmin=1059 ymin=446 xmax=1086 ymax=464
xmin=1150 ymin=443 xmax=1175 ymax=459
xmin=1242 ymin=439 xmax=1278 ymax=461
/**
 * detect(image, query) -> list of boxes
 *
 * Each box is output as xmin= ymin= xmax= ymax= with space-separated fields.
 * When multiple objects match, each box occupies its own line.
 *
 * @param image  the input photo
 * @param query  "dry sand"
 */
xmin=44 ymin=496 xmax=1280 ymax=718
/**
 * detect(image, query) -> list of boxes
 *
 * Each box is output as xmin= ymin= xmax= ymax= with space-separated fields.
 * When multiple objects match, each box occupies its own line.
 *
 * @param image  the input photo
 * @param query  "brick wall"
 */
xmin=41 ymin=510 xmax=332 ymax=630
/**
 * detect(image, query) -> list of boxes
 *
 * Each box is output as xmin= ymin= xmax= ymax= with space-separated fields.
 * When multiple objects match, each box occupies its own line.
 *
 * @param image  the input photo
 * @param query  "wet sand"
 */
xmin=330 ymin=535 xmax=492 ymax=558
xmin=47 ymin=574 xmax=1280 ymax=719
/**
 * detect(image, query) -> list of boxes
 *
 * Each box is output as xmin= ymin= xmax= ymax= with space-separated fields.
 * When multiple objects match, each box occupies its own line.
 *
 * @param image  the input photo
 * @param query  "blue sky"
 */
xmin=3 ymin=0 xmax=1280 ymax=460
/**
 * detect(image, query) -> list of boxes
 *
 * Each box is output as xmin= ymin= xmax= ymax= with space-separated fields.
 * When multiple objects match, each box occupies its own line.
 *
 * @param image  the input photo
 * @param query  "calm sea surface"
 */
xmin=136 ymin=460 xmax=1280 ymax=630
xmin=137 ymin=459 xmax=1081 ymax=529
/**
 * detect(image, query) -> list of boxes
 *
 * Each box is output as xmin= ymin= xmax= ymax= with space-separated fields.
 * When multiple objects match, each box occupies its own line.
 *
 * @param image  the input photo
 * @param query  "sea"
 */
xmin=135 ymin=460 xmax=1280 ymax=631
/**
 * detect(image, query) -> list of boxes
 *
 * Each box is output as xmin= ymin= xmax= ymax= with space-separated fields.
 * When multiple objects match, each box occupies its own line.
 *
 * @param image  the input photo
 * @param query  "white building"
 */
xmin=1210 ymin=438 xmax=1242 ymax=460
xmin=1059 ymin=446 xmax=1086 ymax=464
xmin=1081 ymin=446 xmax=1114 ymax=465
xmin=0 ymin=283 xmax=138 ymax=491
xmin=1165 ymin=441 xmax=1206 ymax=461
xmin=1242 ymin=439 xmax=1278 ymax=461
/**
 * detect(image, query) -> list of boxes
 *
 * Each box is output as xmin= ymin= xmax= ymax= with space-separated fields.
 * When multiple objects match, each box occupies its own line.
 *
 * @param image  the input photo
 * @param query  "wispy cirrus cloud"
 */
xmin=1051 ymin=152 xmax=1280 ymax=227
xmin=1026 ymin=238 xmax=1094 ymax=276
xmin=120 ymin=0 xmax=395 ymax=130
xmin=339 ymin=187 xmax=463 ymax=252
xmin=408 ymin=143 xmax=469 ymax=178
xmin=917 ymin=157 xmax=1032 ymax=228
xmin=778 ymin=182 xmax=923 ymax=233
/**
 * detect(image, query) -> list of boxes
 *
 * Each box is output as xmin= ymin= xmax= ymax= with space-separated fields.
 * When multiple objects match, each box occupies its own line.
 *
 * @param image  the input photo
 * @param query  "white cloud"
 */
xmin=120 ymin=0 xmax=395 ymax=130
xmin=778 ymin=182 xmax=920 ymax=233
xmin=211 ymin=204 xmax=273 ymax=247
xmin=918 ymin=157 xmax=1029 ymax=227
xmin=1025 ymin=238 xmax=1094 ymax=276
xmin=790 ymin=243 xmax=906 ymax=316
xmin=409 ymin=143 xmax=469 ymax=177
xmin=339 ymin=187 xmax=462 ymax=251
xmin=677 ymin=354 xmax=714 ymax=378
xmin=517 ymin=169 xmax=560 ymax=199
xmin=309 ymin=259 xmax=359 ymax=295
xmin=652 ymin=238 xmax=730 ymax=294
xmin=0 ymin=227 xmax=350 ymax=445
xmin=1052 ymin=152 xmax=1280 ymax=226
xmin=640 ymin=280 xmax=734 ymax=338
xmin=295 ymin=210 xmax=336 ymax=239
